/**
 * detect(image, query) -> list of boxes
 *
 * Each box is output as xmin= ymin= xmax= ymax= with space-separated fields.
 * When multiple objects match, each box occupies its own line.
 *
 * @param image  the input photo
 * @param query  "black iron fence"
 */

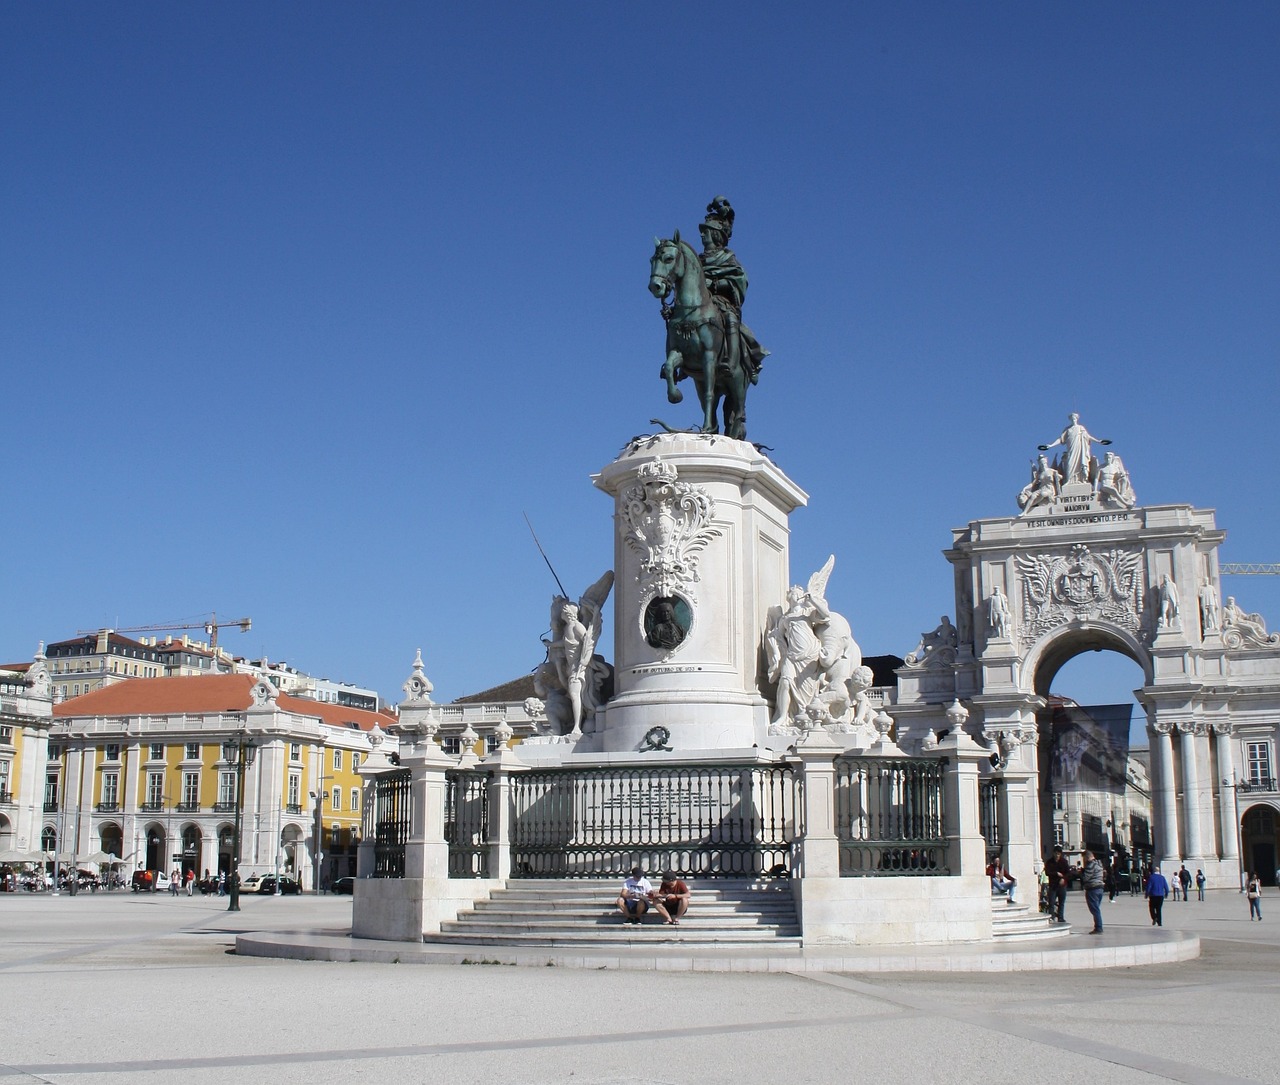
xmin=979 ymin=778 xmax=1003 ymax=851
xmin=368 ymin=769 xmax=411 ymax=879
xmin=834 ymin=757 xmax=949 ymax=876
xmin=508 ymin=763 xmax=799 ymax=879
xmin=445 ymin=769 xmax=490 ymax=878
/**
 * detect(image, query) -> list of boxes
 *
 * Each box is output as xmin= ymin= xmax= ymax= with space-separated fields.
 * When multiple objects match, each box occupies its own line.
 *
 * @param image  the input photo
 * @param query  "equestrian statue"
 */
xmin=648 ymin=196 xmax=769 ymax=441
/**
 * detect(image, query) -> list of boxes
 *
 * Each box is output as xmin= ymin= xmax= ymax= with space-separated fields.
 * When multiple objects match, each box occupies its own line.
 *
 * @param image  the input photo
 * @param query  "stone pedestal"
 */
xmin=588 ymin=434 xmax=806 ymax=755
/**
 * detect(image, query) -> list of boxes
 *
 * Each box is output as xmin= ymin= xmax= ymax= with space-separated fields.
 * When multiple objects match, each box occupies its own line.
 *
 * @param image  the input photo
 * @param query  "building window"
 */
xmin=48 ymin=744 xmax=61 ymax=759
xmin=146 ymin=772 xmax=164 ymax=807
xmin=442 ymin=737 xmax=461 ymax=756
xmin=184 ymin=743 xmax=200 ymax=760
xmin=331 ymin=790 xmax=341 ymax=811
xmin=104 ymin=743 xmax=120 ymax=761
xmin=102 ymin=772 xmax=119 ymax=807
xmin=218 ymin=772 xmax=235 ymax=805
xmin=351 ymin=787 xmax=359 ymax=812
xmin=332 ymin=748 xmax=343 ymax=771
xmin=182 ymin=772 xmax=199 ymax=806
xmin=288 ymin=775 xmax=300 ymax=807
xmin=0 ymin=725 xmax=12 ymax=744
xmin=0 ymin=760 xmax=9 ymax=797
xmin=149 ymin=744 xmax=164 ymax=761
xmin=351 ymin=752 xmax=360 ymax=772
xmin=45 ymin=774 xmax=59 ymax=807
xmin=486 ymin=734 xmax=502 ymax=754
xmin=289 ymin=742 xmax=301 ymax=762
xmin=1053 ymin=822 xmax=1065 ymax=847
xmin=1247 ymin=742 xmax=1273 ymax=786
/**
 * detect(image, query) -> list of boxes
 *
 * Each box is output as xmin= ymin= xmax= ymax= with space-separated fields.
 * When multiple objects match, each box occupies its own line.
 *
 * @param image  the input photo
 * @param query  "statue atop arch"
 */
xmin=1017 ymin=413 xmax=1137 ymax=515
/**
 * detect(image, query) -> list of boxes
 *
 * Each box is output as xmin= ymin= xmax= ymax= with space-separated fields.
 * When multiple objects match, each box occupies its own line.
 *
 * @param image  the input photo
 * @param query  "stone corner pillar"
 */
xmin=938 ymin=729 xmax=988 ymax=878
xmin=481 ymin=746 xmax=529 ymax=882
xmin=791 ymin=728 xmax=842 ymax=879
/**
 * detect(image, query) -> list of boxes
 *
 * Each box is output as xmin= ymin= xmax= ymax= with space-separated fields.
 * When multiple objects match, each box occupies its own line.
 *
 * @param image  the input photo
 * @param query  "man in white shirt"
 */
xmin=616 ymin=867 xmax=653 ymax=924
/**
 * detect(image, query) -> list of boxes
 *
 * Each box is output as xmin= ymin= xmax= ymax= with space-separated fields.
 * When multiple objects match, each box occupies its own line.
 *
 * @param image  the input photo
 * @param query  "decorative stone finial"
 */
xmin=945 ymin=699 xmax=970 ymax=729
xmin=402 ymin=649 xmax=434 ymax=703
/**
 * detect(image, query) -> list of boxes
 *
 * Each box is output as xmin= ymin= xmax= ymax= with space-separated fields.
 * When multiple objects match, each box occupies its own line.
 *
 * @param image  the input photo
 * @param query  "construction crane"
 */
xmin=1220 ymin=564 xmax=1280 ymax=576
xmin=76 ymin=613 xmax=252 ymax=648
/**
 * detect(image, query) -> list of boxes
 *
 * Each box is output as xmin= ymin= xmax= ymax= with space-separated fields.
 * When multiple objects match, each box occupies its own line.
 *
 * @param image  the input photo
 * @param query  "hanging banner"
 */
xmin=1049 ymin=702 xmax=1132 ymax=795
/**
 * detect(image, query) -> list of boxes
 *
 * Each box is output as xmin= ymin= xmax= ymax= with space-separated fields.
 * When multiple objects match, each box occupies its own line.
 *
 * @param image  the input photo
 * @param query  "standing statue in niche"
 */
xmin=986 ymin=586 xmax=1011 ymax=640
xmin=533 ymin=572 xmax=616 ymax=736
xmin=649 ymin=196 xmax=769 ymax=441
xmin=765 ymin=555 xmax=861 ymax=729
xmin=1017 ymin=454 xmax=1061 ymax=516
xmin=1039 ymin=413 xmax=1112 ymax=485
xmin=1158 ymin=575 xmax=1180 ymax=628
xmin=1199 ymin=583 xmax=1221 ymax=636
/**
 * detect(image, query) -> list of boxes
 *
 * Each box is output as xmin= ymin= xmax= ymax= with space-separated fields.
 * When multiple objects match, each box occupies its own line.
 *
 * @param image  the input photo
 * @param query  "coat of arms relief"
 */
xmin=1015 ymin=544 xmax=1146 ymax=648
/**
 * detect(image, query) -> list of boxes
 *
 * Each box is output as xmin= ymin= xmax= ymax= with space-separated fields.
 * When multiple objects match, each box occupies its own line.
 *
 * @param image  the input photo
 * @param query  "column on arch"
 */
xmin=1151 ymin=721 xmax=1180 ymax=865
xmin=1213 ymin=722 xmax=1239 ymax=865
xmin=1177 ymin=721 xmax=1203 ymax=860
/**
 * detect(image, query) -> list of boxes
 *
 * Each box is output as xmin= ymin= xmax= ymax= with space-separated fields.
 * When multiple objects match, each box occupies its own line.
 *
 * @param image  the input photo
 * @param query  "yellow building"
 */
xmin=48 ymin=672 xmax=394 ymax=888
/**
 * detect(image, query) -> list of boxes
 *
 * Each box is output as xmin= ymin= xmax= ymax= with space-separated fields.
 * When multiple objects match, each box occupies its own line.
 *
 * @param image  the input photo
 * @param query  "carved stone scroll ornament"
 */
xmin=1015 ymin=544 xmax=1145 ymax=649
xmin=1220 ymin=596 xmax=1280 ymax=649
xmin=619 ymin=458 xmax=721 ymax=604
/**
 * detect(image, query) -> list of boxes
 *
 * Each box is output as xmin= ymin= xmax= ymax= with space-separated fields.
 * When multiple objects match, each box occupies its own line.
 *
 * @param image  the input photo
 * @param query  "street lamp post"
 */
xmin=309 ymin=787 xmax=329 ymax=895
xmin=227 ymin=732 xmax=256 ymax=913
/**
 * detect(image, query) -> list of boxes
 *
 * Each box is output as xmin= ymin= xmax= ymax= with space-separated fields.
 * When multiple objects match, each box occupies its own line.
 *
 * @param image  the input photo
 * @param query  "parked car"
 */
xmin=255 ymin=875 xmax=301 ymax=895
xmin=130 ymin=870 xmax=171 ymax=893
xmin=331 ymin=877 xmax=355 ymax=895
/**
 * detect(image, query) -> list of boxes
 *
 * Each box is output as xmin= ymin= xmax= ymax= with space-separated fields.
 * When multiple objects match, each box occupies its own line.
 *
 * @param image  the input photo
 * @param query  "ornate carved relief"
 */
xmin=1015 ymin=544 xmax=1145 ymax=648
xmin=619 ymin=457 xmax=721 ymax=605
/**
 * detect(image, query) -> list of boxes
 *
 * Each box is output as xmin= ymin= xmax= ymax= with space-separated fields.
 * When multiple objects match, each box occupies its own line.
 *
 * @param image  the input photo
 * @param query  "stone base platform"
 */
xmin=236 ymin=925 xmax=1198 ymax=973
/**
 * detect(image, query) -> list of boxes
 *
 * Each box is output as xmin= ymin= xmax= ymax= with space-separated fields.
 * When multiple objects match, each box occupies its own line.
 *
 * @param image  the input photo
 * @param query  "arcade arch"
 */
xmin=1241 ymin=803 xmax=1279 ymax=887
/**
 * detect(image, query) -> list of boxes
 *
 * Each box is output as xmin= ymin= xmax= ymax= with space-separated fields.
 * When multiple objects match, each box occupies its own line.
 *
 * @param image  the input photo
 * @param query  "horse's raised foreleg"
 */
xmin=661 ymin=347 xmax=684 ymax=404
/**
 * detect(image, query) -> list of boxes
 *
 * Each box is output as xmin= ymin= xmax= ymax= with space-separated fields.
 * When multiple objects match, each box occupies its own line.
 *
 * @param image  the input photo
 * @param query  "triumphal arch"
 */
xmin=894 ymin=414 xmax=1280 ymax=887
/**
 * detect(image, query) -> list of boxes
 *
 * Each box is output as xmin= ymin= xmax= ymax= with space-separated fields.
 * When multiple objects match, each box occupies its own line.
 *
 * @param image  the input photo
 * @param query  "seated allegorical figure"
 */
xmin=1017 ymin=454 xmax=1061 ymax=516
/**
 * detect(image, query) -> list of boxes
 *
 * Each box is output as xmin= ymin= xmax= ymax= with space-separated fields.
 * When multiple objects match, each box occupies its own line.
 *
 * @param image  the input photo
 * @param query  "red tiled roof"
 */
xmin=54 ymin=674 xmax=393 ymax=731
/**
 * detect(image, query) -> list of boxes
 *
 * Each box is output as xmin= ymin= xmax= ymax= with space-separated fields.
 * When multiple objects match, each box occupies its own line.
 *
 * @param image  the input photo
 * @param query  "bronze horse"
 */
xmin=649 ymin=233 xmax=750 ymax=440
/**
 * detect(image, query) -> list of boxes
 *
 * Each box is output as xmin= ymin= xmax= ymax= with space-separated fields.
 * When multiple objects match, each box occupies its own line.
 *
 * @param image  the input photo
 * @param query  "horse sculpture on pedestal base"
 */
xmin=649 ymin=232 xmax=752 ymax=441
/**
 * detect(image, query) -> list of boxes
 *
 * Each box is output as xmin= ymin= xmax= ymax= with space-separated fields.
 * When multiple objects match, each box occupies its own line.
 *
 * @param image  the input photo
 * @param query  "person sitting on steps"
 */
xmin=616 ymin=867 xmax=652 ymax=925
xmin=652 ymin=870 xmax=691 ymax=925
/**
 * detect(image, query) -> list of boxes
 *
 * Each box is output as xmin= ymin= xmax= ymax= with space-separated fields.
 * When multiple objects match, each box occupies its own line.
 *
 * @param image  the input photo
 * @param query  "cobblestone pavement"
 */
xmin=1 ymin=887 xmax=1277 ymax=1084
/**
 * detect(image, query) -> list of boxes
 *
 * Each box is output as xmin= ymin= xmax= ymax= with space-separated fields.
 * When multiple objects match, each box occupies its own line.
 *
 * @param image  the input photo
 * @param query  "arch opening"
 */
xmin=1033 ymin=634 xmax=1152 ymax=877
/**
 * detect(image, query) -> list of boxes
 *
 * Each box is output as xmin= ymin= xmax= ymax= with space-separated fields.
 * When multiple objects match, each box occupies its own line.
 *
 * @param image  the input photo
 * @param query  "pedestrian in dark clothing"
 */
xmin=1045 ymin=845 xmax=1071 ymax=924
xmin=1146 ymin=866 xmax=1170 ymax=926
xmin=1178 ymin=864 xmax=1192 ymax=902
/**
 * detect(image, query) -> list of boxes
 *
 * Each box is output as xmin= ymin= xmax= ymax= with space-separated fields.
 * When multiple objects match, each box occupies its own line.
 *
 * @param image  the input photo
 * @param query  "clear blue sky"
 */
xmin=3 ymin=4 xmax=1278 ymax=724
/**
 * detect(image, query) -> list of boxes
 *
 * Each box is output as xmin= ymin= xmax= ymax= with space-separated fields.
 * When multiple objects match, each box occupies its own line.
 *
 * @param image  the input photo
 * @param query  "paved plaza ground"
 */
xmin=1 ymin=886 xmax=1277 ymax=1084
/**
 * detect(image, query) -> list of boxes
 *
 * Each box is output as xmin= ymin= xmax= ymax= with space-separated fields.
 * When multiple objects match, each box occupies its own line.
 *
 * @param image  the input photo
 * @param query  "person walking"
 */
xmin=1178 ymin=864 xmax=1192 ymax=902
xmin=1247 ymin=872 xmax=1263 ymax=920
xmin=1195 ymin=869 xmax=1206 ymax=902
xmin=1081 ymin=849 xmax=1105 ymax=934
xmin=1145 ymin=865 xmax=1170 ymax=927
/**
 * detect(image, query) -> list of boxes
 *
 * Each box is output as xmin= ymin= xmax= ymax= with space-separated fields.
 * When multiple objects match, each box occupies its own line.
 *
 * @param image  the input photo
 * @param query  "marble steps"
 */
xmin=990 ymin=897 xmax=1073 ymax=941
xmin=430 ymin=878 xmax=801 ymax=947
